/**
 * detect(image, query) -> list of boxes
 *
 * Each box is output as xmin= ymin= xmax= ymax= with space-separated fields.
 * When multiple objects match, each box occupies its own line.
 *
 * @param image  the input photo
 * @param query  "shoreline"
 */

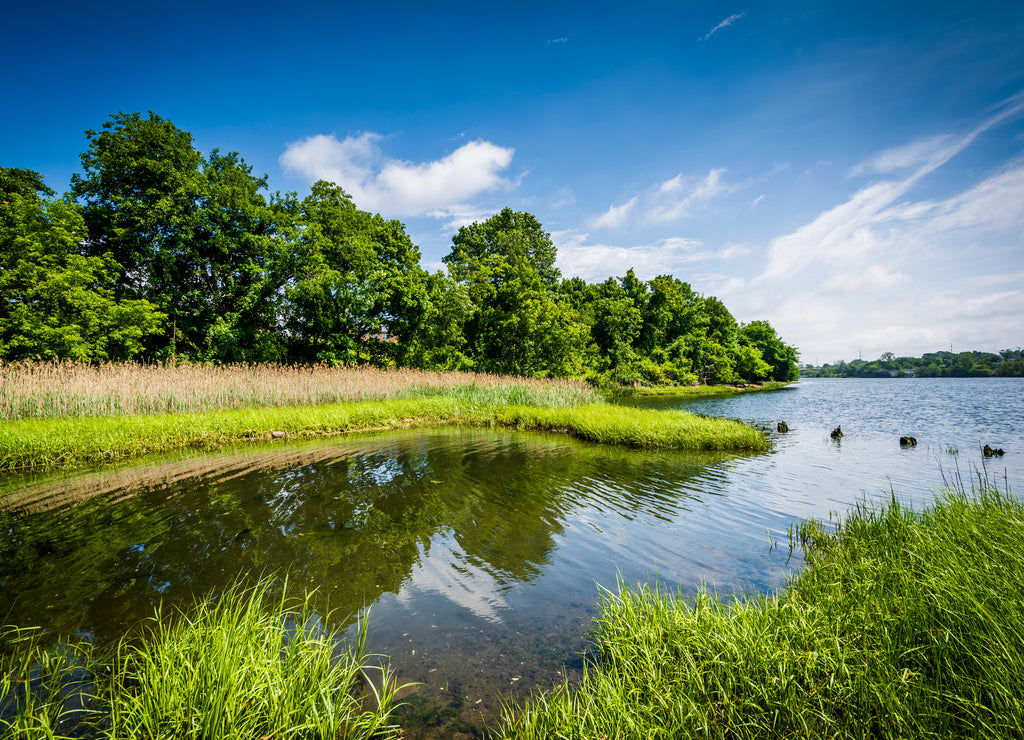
xmin=0 ymin=396 xmax=769 ymax=473
xmin=606 ymin=380 xmax=794 ymax=398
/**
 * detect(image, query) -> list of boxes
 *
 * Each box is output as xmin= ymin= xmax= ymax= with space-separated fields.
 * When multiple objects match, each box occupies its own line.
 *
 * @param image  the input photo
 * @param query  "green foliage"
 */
xmin=4 ymin=112 xmax=800 ymax=380
xmin=444 ymin=208 xmax=587 ymax=376
xmin=738 ymin=319 xmax=800 ymax=381
xmin=71 ymin=112 xmax=281 ymax=361
xmin=281 ymin=181 xmax=427 ymax=366
xmin=0 ymin=174 xmax=163 ymax=361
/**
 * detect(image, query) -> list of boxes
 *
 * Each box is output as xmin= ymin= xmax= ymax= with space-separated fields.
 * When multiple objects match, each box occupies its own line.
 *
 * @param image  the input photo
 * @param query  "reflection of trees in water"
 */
xmin=0 ymin=430 xmax=731 ymax=646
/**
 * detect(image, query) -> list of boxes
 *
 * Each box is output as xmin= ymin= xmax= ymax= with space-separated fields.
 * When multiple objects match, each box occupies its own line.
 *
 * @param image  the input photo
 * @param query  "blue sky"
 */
xmin=5 ymin=0 xmax=1023 ymax=364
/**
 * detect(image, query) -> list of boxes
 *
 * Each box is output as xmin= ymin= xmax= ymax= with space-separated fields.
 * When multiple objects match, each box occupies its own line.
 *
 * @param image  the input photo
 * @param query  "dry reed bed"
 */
xmin=0 ymin=361 xmax=596 ymax=420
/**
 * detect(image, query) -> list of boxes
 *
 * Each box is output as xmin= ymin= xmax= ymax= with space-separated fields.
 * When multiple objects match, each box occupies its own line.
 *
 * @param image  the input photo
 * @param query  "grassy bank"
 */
xmin=0 ymin=395 xmax=768 ymax=472
xmin=499 ymin=487 xmax=1024 ymax=739
xmin=1 ymin=580 xmax=400 ymax=740
xmin=607 ymin=380 xmax=793 ymax=398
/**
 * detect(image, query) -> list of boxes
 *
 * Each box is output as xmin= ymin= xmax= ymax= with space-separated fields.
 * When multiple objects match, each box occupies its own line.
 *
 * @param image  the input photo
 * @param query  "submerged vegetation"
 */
xmin=1 ymin=579 xmax=400 ymax=739
xmin=499 ymin=487 xmax=1024 ymax=739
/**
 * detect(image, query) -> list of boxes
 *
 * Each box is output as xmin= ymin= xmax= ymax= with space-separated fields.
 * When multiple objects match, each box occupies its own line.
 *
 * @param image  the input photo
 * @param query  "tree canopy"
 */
xmin=2 ymin=112 xmax=799 ymax=386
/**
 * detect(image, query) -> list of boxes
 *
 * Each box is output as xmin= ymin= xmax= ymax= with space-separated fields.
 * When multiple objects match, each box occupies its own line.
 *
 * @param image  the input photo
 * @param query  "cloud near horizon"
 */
xmin=730 ymin=98 xmax=1024 ymax=363
xmin=280 ymin=133 xmax=515 ymax=217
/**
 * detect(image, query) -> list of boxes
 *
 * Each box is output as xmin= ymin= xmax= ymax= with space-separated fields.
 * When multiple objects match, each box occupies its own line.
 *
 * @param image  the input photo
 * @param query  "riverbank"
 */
xmin=607 ymin=380 xmax=793 ymax=398
xmin=0 ymin=395 xmax=769 ymax=472
xmin=497 ymin=486 xmax=1024 ymax=739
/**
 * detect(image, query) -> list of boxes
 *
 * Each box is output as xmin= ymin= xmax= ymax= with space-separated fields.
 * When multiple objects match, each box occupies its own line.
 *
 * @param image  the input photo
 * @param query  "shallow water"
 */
xmin=1 ymin=378 xmax=1021 ymax=737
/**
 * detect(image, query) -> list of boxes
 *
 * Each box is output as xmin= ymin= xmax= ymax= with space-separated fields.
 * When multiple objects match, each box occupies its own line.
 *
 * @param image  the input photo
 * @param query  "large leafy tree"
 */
xmin=282 ymin=181 xmax=427 ymax=365
xmin=738 ymin=320 xmax=799 ymax=381
xmin=71 ymin=112 xmax=279 ymax=360
xmin=404 ymin=271 xmax=476 ymax=371
xmin=444 ymin=209 xmax=585 ymax=376
xmin=0 ymin=169 xmax=163 ymax=361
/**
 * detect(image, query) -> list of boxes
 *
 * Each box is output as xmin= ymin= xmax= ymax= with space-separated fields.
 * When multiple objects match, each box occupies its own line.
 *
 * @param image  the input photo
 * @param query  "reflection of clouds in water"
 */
xmin=396 ymin=534 xmax=511 ymax=624
xmin=357 ymin=454 xmax=406 ymax=487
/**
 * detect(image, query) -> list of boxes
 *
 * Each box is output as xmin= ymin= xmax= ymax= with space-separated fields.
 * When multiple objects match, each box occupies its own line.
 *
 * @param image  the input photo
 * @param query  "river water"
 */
xmin=1 ymin=378 xmax=1021 ymax=737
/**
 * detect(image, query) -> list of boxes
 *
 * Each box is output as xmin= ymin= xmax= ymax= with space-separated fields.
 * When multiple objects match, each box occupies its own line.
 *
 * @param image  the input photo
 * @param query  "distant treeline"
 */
xmin=801 ymin=350 xmax=1024 ymax=378
xmin=1 ymin=112 xmax=798 ymax=386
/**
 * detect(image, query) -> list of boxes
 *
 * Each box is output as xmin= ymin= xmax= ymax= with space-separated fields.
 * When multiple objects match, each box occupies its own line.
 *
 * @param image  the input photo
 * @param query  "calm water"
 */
xmin=1 ymin=378 xmax=1021 ymax=737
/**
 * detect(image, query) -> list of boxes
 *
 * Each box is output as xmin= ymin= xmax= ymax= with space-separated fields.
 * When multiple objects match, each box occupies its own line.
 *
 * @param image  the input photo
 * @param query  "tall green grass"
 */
xmin=0 ymin=397 xmax=767 ymax=472
xmin=500 ymin=486 xmax=1024 ymax=739
xmin=1 ymin=579 xmax=401 ymax=740
xmin=0 ymin=627 xmax=94 ymax=739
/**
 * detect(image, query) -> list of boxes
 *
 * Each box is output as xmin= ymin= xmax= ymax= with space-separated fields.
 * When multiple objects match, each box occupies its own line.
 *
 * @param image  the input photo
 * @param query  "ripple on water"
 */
xmin=2 ymin=379 xmax=1022 ymax=737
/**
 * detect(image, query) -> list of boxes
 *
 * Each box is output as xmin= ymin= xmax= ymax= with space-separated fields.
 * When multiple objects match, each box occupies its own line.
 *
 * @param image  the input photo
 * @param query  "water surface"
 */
xmin=2 ymin=378 xmax=1021 ymax=737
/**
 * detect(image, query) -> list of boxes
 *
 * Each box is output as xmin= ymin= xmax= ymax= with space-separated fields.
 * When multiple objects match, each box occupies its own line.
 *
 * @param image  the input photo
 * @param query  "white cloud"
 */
xmin=741 ymin=97 xmax=1024 ymax=362
xmin=553 ymin=230 xmax=750 ymax=282
xmin=700 ymin=12 xmax=746 ymax=41
xmin=280 ymin=133 xmax=515 ymax=217
xmin=426 ymin=205 xmax=496 ymax=232
xmin=848 ymin=135 xmax=954 ymax=177
xmin=760 ymin=94 xmax=1024 ymax=284
xmin=820 ymin=264 xmax=909 ymax=295
xmin=591 ymin=197 xmax=637 ymax=229
xmin=550 ymin=186 xmax=576 ymax=210
xmin=646 ymin=168 xmax=737 ymax=223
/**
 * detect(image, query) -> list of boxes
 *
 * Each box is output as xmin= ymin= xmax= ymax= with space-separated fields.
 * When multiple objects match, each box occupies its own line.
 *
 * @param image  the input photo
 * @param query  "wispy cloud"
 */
xmin=583 ymin=168 xmax=741 ymax=231
xmin=280 ymin=133 xmax=515 ymax=217
xmin=645 ymin=168 xmax=738 ymax=223
xmin=426 ymin=205 xmax=497 ymax=232
xmin=547 ymin=36 xmax=568 ymax=44
xmin=700 ymin=12 xmax=746 ymax=42
xmin=553 ymin=230 xmax=746 ymax=282
xmin=590 ymin=197 xmax=637 ymax=229
xmin=739 ymin=94 xmax=1024 ymax=361
xmin=760 ymin=93 xmax=1024 ymax=282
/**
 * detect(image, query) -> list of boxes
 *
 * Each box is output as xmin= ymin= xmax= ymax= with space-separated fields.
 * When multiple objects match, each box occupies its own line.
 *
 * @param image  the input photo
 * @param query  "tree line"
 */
xmin=801 ymin=350 xmax=1024 ymax=378
xmin=1 ymin=112 xmax=798 ymax=385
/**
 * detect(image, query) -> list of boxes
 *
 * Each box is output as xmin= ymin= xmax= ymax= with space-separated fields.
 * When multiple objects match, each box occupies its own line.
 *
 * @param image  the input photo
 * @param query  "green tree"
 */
xmin=738 ymin=320 xmax=799 ymax=382
xmin=636 ymin=275 xmax=701 ymax=353
xmin=282 ymin=181 xmax=427 ymax=365
xmin=404 ymin=271 xmax=475 ymax=370
xmin=444 ymin=209 xmax=585 ymax=376
xmin=71 ymin=112 xmax=280 ymax=360
xmin=0 ymin=170 xmax=163 ymax=361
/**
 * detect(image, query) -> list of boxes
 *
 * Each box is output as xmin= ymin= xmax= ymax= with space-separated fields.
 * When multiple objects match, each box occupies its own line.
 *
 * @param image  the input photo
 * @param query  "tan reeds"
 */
xmin=0 ymin=361 xmax=597 ymax=421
